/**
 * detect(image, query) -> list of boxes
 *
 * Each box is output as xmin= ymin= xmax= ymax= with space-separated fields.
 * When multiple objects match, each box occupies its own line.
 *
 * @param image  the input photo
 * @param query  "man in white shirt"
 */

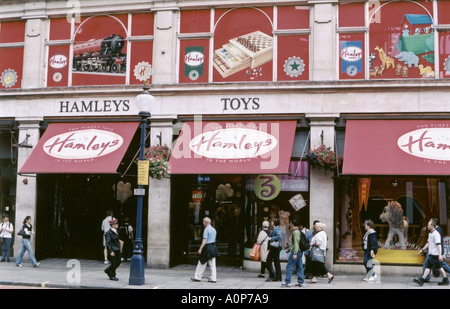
xmin=0 ymin=215 xmax=13 ymax=262
xmin=414 ymin=218 xmax=449 ymax=286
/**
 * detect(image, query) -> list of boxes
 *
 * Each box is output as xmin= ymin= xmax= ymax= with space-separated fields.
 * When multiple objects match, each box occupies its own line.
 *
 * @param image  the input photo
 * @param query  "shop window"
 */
xmin=0 ymin=20 xmax=25 ymax=89
xmin=368 ymin=1 xmax=435 ymax=80
xmin=178 ymin=6 xmax=310 ymax=83
xmin=244 ymin=161 xmax=310 ymax=262
xmin=47 ymin=13 xmax=154 ymax=87
xmin=335 ymin=177 xmax=450 ymax=266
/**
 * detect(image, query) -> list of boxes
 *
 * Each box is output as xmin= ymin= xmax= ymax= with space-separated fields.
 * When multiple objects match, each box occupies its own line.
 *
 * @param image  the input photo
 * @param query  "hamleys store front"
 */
xmin=168 ymin=119 xmax=311 ymax=267
xmin=334 ymin=119 xmax=450 ymax=272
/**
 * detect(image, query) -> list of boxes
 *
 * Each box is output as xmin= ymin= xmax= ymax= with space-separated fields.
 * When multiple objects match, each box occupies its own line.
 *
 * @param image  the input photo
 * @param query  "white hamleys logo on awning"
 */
xmin=397 ymin=128 xmax=450 ymax=161
xmin=43 ymin=129 xmax=123 ymax=159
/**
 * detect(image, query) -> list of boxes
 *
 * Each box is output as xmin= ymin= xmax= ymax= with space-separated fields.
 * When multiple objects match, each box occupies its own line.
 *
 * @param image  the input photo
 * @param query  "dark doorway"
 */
xmin=35 ymin=174 xmax=140 ymax=260
xmin=171 ymin=174 xmax=245 ymax=267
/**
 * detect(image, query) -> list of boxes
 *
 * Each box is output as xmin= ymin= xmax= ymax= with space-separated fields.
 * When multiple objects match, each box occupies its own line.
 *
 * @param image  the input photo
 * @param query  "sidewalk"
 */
xmin=0 ymin=258 xmax=449 ymax=290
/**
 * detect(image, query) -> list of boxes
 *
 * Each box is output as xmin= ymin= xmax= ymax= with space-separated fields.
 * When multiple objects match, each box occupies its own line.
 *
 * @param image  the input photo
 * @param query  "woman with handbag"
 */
xmin=309 ymin=222 xmax=333 ymax=284
xmin=16 ymin=216 xmax=40 ymax=267
xmin=256 ymin=221 xmax=270 ymax=278
xmin=266 ymin=218 xmax=282 ymax=281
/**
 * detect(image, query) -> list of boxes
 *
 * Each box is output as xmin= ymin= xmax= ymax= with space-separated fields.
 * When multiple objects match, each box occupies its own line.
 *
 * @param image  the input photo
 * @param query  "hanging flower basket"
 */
xmin=141 ymin=145 xmax=171 ymax=180
xmin=306 ymin=144 xmax=341 ymax=172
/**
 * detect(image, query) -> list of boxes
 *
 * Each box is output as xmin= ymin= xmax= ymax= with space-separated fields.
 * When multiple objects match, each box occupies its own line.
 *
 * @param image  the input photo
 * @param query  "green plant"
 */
xmin=142 ymin=145 xmax=171 ymax=179
xmin=306 ymin=144 xmax=341 ymax=172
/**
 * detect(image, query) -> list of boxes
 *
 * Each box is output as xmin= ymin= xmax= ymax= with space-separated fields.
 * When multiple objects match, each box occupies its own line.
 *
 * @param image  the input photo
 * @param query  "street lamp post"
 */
xmin=129 ymin=83 xmax=154 ymax=286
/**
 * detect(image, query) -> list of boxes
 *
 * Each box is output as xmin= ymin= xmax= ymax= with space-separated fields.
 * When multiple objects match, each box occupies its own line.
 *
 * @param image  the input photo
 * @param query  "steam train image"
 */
xmin=73 ymin=34 xmax=126 ymax=74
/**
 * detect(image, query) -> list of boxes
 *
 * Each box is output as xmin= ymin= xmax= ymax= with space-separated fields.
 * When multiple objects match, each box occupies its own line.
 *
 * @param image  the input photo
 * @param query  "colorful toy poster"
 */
xmin=369 ymin=1 xmax=435 ymax=79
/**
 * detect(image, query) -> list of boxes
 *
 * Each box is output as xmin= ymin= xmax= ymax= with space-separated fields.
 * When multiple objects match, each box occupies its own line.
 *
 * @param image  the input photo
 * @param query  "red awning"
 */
xmin=342 ymin=119 xmax=450 ymax=175
xmin=19 ymin=122 xmax=139 ymax=174
xmin=169 ymin=120 xmax=297 ymax=174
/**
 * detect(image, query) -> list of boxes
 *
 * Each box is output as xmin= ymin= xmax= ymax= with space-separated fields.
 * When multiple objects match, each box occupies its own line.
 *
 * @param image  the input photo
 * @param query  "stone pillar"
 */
xmin=309 ymin=0 xmax=338 ymax=80
xmin=152 ymin=9 xmax=178 ymax=84
xmin=306 ymin=114 xmax=338 ymax=269
xmin=22 ymin=3 xmax=47 ymax=89
xmin=146 ymin=117 xmax=175 ymax=268
xmin=13 ymin=118 xmax=42 ymax=260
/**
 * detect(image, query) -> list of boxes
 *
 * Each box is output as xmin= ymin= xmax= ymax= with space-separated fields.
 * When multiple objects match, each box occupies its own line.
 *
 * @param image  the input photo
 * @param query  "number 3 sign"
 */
xmin=254 ymin=175 xmax=281 ymax=201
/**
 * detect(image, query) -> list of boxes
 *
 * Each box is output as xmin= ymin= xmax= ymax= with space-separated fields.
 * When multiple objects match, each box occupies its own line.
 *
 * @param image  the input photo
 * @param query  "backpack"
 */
xmin=299 ymin=231 xmax=310 ymax=252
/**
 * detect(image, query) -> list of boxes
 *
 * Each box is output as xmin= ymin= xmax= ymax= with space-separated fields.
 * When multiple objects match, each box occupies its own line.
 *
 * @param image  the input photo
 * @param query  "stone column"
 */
xmin=22 ymin=2 xmax=47 ymax=89
xmin=13 ymin=118 xmax=42 ymax=260
xmin=306 ymin=114 xmax=338 ymax=269
xmin=146 ymin=117 xmax=175 ymax=268
xmin=152 ymin=9 xmax=178 ymax=84
xmin=309 ymin=0 xmax=338 ymax=81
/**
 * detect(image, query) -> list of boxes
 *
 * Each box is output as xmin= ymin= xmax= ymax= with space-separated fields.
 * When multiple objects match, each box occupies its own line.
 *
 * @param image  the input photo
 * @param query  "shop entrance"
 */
xmin=171 ymin=175 xmax=244 ymax=266
xmin=35 ymin=174 xmax=140 ymax=260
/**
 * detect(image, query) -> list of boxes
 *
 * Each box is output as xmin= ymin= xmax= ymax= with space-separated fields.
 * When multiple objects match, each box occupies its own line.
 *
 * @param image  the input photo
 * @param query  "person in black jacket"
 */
xmin=104 ymin=219 xmax=121 ymax=281
xmin=362 ymin=219 xmax=378 ymax=282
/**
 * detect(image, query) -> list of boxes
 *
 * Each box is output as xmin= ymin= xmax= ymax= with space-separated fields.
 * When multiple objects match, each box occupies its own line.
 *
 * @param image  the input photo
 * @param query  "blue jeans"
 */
xmin=423 ymin=252 xmax=450 ymax=280
xmin=284 ymin=251 xmax=304 ymax=284
xmin=16 ymin=238 xmax=38 ymax=266
xmin=1 ymin=238 xmax=12 ymax=260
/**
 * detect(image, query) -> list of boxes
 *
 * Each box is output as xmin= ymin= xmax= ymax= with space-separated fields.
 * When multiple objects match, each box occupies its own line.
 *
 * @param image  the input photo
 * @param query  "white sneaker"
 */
xmin=104 ymin=260 xmax=109 ymax=264
xmin=16 ymin=264 xmax=22 ymax=267
xmin=367 ymin=274 xmax=377 ymax=282
xmin=33 ymin=263 xmax=40 ymax=267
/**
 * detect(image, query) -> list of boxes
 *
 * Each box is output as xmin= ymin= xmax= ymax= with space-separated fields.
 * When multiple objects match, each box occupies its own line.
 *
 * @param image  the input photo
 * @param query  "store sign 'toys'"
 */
xmin=254 ymin=174 xmax=281 ymax=201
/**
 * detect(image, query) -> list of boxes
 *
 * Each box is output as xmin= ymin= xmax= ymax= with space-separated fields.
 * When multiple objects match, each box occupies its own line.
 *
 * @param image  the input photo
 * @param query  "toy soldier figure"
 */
xmin=104 ymin=219 xmax=121 ymax=281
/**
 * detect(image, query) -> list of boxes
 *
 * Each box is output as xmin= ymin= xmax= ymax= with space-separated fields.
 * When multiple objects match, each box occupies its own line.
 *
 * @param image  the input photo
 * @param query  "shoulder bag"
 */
xmin=310 ymin=246 xmax=325 ymax=263
xmin=249 ymin=234 xmax=268 ymax=261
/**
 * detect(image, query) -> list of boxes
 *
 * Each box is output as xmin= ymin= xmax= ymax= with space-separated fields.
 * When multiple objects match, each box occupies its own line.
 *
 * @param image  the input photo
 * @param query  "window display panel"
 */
xmin=439 ymin=31 xmax=450 ymax=78
xmin=179 ymin=39 xmax=209 ymax=83
xmin=213 ymin=7 xmax=274 ymax=82
xmin=339 ymin=33 xmax=365 ymax=79
xmin=277 ymin=35 xmax=309 ymax=81
xmin=336 ymin=177 xmax=450 ymax=265
xmin=277 ymin=6 xmax=309 ymax=30
xmin=72 ymin=15 xmax=128 ymax=86
xmin=369 ymin=1 xmax=434 ymax=79
xmin=180 ymin=10 xmax=210 ymax=34
xmin=339 ymin=2 xmax=364 ymax=28
xmin=0 ymin=20 xmax=25 ymax=89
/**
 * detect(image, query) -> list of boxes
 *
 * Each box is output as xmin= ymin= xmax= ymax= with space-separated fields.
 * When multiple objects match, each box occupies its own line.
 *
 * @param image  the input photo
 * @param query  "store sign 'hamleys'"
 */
xmin=397 ymin=128 xmax=450 ymax=161
xmin=43 ymin=129 xmax=124 ymax=159
xmin=189 ymin=128 xmax=277 ymax=159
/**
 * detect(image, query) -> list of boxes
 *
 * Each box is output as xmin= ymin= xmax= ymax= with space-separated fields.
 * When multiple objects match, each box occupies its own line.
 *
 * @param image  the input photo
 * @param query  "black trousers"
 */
xmin=266 ymin=247 xmax=282 ymax=280
xmin=105 ymin=250 xmax=122 ymax=277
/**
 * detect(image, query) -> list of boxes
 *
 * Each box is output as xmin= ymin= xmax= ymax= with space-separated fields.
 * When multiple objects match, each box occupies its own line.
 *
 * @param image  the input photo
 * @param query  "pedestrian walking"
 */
xmin=362 ymin=219 xmax=378 ymax=282
xmin=266 ymin=218 xmax=282 ymax=282
xmin=118 ymin=217 xmax=134 ymax=262
xmin=299 ymin=222 xmax=313 ymax=279
xmin=256 ymin=221 xmax=270 ymax=278
xmin=191 ymin=217 xmax=220 ymax=283
xmin=309 ymin=222 xmax=334 ymax=284
xmin=422 ymin=218 xmax=450 ymax=281
xmin=281 ymin=218 xmax=305 ymax=287
xmin=104 ymin=219 xmax=121 ymax=281
xmin=0 ymin=215 xmax=13 ymax=262
xmin=101 ymin=210 xmax=115 ymax=264
xmin=15 ymin=216 xmax=40 ymax=267
xmin=414 ymin=218 xmax=449 ymax=286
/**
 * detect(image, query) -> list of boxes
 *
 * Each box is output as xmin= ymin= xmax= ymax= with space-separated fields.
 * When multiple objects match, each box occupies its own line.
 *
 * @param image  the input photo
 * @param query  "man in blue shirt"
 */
xmin=191 ymin=217 xmax=220 ymax=283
